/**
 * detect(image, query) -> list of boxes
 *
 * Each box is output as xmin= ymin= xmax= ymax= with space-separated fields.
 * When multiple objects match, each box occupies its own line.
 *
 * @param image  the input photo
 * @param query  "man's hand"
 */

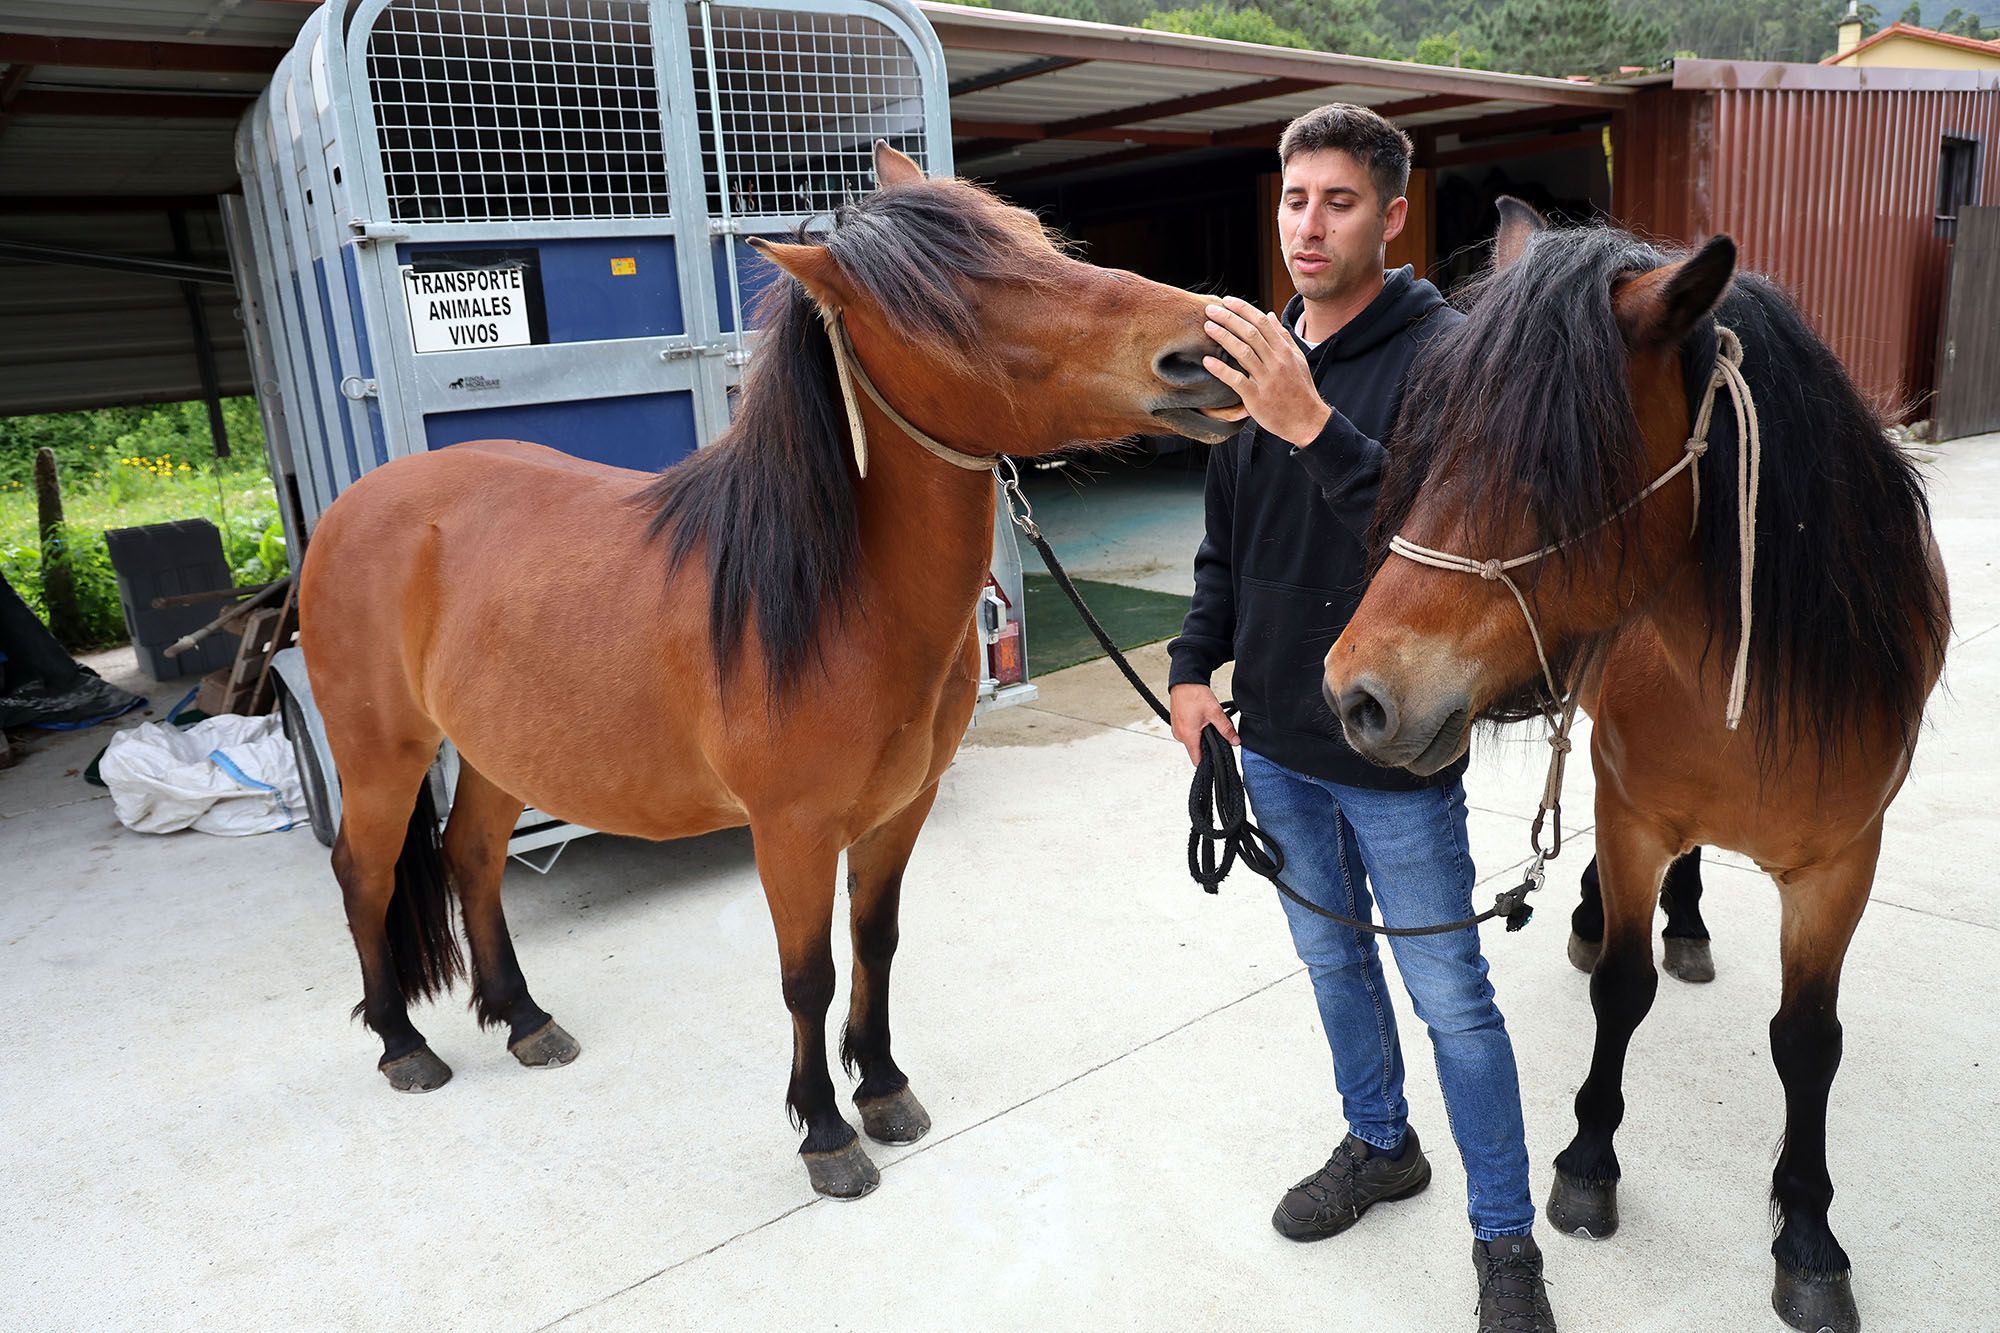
xmin=1170 ymin=682 xmax=1239 ymax=766
xmin=1201 ymin=296 xmax=1332 ymax=448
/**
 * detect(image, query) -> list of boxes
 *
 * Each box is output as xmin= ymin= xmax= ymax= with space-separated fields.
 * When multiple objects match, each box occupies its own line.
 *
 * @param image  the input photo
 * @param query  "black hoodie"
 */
xmin=1167 ymin=266 xmax=1466 ymax=791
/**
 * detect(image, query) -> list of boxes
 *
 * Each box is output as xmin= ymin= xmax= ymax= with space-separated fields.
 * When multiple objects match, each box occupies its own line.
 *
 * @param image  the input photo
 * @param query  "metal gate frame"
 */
xmin=335 ymin=0 xmax=725 ymax=474
xmin=233 ymin=0 xmax=1033 ymax=868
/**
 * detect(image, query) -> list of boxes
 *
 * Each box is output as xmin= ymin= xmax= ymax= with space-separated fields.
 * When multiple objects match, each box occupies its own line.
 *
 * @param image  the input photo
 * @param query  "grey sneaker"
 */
xmin=1271 ymin=1128 xmax=1432 ymax=1241
xmin=1475 ymin=1234 xmax=1557 ymax=1332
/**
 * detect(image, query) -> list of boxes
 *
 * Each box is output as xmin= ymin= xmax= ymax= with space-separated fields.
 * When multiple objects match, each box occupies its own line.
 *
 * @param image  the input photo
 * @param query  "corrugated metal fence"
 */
xmin=1620 ymin=77 xmax=2000 ymax=421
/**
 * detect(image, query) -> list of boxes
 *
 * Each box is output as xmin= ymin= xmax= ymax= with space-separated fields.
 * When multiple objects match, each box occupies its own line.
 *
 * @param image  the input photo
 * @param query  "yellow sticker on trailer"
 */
xmin=611 ymin=257 xmax=637 ymax=276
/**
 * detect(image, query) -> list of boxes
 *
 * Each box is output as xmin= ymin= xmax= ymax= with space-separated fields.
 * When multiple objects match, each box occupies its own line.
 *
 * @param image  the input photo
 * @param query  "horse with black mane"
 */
xmin=298 ymin=145 xmax=1240 ymax=1199
xmin=1322 ymin=200 xmax=1948 ymax=1333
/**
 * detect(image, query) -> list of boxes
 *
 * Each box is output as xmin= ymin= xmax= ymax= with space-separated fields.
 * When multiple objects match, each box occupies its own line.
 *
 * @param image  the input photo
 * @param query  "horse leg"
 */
xmin=1568 ymin=856 xmax=1606 ymax=974
xmin=1659 ymin=848 xmax=1716 ymax=984
xmin=1767 ymin=834 xmax=1875 ymax=1333
xmin=334 ymin=743 xmax=463 ymax=1092
xmin=752 ymin=820 xmax=876 ymax=1199
xmin=842 ymin=785 xmax=937 ymax=1146
xmin=444 ymin=759 xmax=579 ymax=1069
xmin=1547 ymin=806 xmax=1674 ymax=1240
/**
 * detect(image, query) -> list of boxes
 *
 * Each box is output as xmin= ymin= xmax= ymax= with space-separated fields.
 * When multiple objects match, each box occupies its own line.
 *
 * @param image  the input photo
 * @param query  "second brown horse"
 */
xmin=1324 ymin=201 xmax=1949 ymax=1332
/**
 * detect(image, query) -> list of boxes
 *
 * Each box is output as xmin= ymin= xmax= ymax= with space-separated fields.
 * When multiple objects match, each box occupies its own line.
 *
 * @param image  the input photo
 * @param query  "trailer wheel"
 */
xmin=280 ymin=685 xmax=337 ymax=848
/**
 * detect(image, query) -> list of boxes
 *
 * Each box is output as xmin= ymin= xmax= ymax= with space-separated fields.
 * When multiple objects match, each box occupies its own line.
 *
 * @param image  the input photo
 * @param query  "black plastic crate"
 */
xmin=102 ymin=519 xmax=241 ymax=681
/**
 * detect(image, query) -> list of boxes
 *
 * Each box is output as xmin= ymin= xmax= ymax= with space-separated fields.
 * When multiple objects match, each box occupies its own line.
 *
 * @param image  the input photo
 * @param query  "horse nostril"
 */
xmin=1153 ymin=346 xmax=1212 ymax=388
xmin=1338 ymin=679 xmax=1399 ymax=748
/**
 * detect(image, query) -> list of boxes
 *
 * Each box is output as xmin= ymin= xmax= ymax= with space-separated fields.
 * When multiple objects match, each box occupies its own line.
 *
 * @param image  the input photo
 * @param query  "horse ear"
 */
xmin=1647 ymin=235 xmax=1737 ymax=345
xmin=1492 ymin=196 xmax=1546 ymax=271
xmin=746 ymin=237 xmax=852 ymax=310
xmin=874 ymin=140 xmax=925 ymax=189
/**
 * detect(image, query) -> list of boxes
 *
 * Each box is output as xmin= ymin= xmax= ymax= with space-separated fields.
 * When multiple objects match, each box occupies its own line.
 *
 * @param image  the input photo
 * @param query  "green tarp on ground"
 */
xmin=1022 ymin=573 xmax=1190 ymax=678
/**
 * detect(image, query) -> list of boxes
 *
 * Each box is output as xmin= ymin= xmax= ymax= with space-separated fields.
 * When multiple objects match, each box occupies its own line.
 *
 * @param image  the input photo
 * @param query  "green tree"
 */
xmin=1897 ymin=2 xmax=1923 ymax=22
xmin=1475 ymin=0 xmax=1670 ymax=75
xmin=1412 ymin=29 xmax=1492 ymax=65
xmin=1013 ymin=0 xmax=1110 ymax=18
xmin=1617 ymin=0 xmax=1848 ymax=64
xmin=1256 ymin=0 xmax=1395 ymax=54
xmin=1376 ymin=0 xmax=1486 ymax=45
xmin=1141 ymin=3 xmax=1313 ymax=46
xmin=1937 ymin=6 xmax=1998 ymax=37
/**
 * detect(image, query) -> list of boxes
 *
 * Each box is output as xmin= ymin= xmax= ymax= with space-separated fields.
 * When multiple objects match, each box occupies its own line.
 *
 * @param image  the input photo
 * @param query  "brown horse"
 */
xmin=298 ymin=144 xmax=1239 ymax=1199
xmin=1322 ymin=202 xmax=1948 ymax=1333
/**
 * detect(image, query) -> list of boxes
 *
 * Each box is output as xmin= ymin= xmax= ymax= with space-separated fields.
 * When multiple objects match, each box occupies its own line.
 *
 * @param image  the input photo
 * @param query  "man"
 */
xmin=1168 ymin=105 xmax=1556 ymax=1333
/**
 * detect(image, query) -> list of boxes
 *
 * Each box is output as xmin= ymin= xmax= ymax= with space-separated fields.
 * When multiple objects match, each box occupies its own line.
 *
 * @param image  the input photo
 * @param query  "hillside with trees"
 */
xmin=955 ymin=0 xmax=1998 ymax=77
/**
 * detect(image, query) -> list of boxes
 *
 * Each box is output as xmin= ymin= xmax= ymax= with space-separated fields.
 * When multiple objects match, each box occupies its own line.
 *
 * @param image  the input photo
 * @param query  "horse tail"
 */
xmin=383 ymin=781 xmax=464 ymax=1005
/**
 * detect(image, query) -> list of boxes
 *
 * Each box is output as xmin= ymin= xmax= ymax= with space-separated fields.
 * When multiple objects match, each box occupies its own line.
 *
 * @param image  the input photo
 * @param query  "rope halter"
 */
xmin=819 ymin=309 xmax=1001 ymax=477
xmin=1383 ymin=323 xmax=1761 ymax=861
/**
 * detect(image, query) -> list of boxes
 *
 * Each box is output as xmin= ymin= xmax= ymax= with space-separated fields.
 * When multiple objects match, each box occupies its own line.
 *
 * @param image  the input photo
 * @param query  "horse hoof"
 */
xmin=1663 ymin=937 xmax=1716 ymax=983
xmin=510 ymin=1019 xmax=581 ymax=1069
xmin=1567 ymin=931 xmax=1601 ymax=974
xmin=1546 ymin=1170 xmax=1618 ymax=1239
xmin=380 ymin=1045 xmax=452 ymax=1093
xmin=803 ymin=1139 xmax=881 ymax=1200
xmin=856 ymin=1086 xmax=932 ymax=1145
xmin=1773 ymin=1264 xmax=1859 ymax=1333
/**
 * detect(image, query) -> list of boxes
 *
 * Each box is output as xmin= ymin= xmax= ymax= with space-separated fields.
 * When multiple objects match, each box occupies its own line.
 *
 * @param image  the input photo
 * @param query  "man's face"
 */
xmin=1278 ymin=148 xmax=1407 ymax=303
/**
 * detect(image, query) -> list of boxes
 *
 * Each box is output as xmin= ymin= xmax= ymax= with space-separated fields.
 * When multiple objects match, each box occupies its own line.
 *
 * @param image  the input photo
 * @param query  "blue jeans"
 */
xmin=1241 ymin=748 xmax=1534 ymax=1240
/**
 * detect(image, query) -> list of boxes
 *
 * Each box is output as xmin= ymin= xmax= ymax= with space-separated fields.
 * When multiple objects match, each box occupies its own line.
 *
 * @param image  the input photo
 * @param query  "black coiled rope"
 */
xmin=1010 ymin=509 xmax=1537 ymax=937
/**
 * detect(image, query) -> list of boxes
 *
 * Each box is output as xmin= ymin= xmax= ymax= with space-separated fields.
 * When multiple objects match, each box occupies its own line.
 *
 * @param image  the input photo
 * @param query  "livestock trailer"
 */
xmin=224 ymin=0 xmax=1037 ymax=863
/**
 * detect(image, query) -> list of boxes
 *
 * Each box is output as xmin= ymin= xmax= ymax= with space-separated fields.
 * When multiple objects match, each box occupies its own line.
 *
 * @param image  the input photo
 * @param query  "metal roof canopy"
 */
xmin=0 ymin=0 xmax=1630 ymax=418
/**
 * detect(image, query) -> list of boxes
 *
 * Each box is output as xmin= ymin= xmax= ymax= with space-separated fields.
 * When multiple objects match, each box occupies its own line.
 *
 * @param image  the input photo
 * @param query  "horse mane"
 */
xmin=1375 ymin=224 xmax=1950 ymax=761
xmin=638 ymin=179 xmax=1066 ymax=695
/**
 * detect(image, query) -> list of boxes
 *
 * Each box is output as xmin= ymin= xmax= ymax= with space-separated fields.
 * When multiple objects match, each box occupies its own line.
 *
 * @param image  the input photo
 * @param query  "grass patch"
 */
xmin=1 ymin=399 xmax=287 ymax=649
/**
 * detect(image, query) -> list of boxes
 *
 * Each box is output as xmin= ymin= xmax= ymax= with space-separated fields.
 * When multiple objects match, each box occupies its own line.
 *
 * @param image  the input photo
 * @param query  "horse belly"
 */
xmin=394 ymin=481 xmax=741 ymax=840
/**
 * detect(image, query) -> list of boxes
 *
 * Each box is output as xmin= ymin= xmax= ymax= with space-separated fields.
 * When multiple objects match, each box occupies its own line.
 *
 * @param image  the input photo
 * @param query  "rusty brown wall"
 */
xmin=1617 ymin=84 xmax=2000 ymax=419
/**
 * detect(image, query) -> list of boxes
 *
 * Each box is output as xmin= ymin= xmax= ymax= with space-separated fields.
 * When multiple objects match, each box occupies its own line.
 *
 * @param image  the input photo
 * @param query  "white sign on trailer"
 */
xmin=400 ymin=265 xmax=532 ymax=354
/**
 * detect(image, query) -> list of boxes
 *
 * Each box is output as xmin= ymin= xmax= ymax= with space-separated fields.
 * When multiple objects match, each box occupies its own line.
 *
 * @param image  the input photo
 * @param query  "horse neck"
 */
xmin=851 ymin=405 xmax=1001 ymax=647
xmin=1627 ymin=547 xmax=1699 ymax=651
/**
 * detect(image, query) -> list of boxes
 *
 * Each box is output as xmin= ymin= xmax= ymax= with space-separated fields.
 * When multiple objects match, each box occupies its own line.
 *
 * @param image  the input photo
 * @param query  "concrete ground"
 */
xmin=4 ymin=438 xmax=1997 ymax=1332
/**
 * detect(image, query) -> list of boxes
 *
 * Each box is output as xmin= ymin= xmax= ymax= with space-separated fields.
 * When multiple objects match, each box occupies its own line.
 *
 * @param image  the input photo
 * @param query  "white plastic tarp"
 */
xmin=99 ymin=713 xmax=304 ymax=836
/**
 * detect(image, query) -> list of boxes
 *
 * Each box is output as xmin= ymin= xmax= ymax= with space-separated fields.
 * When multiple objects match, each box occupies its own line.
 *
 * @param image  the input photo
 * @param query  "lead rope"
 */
xmin=999 ymin=459 xmax=1540 ymax=937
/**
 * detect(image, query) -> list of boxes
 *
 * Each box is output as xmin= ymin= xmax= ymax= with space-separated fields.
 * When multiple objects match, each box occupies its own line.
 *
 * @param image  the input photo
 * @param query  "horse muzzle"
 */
xmin=1152 ymin=403 xmax=1243 ymax=444
xmin=1325 ymin=673 xmax=1474 ymax=776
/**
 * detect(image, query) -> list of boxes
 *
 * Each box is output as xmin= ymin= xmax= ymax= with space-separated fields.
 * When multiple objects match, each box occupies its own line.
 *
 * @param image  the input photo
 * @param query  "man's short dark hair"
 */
xmin=1278 ymin=104 xmax=1413 ymax=211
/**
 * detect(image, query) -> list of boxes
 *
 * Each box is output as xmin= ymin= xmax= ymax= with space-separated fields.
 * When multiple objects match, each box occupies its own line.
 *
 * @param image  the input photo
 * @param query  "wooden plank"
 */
xmin=983 ymin=143 xmax=1186 ymax=185
xmin=221 ymin=607 xmax=280 ymax=715
xmin=245 ymin=580 xmax=298 ymax=717
xmin=950 ymin=119 xmax=1208 ymax=146
xmin=1258 ymin=171 xmax=1287 ymax=311
xmin=948 ymin=56 xmax=1084 ymax=98
xmin=0 ymin=194 xmax=231 ymax=216
xmin=8 ymin=90 xmax=256 ymax=120
xmin=0 ymin=60 xmax=31 ymax=140
xmin=1051 ymin=76 xmax=1326 ymax=138
xmin=1214 ymin=92 xmax=1486 ymax=150
xmin=1387 ymin=166 xmax=1432 ymax=277
xmin=1935 ymin=206 xmax=2000 ymax=440
xmin=0 ymin=34 xmax=285 ymax=74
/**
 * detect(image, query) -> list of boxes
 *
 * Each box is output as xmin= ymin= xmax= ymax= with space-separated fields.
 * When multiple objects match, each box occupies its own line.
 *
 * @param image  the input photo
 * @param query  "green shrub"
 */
xmin=0 ymin=398 xmax=288 ymax=650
